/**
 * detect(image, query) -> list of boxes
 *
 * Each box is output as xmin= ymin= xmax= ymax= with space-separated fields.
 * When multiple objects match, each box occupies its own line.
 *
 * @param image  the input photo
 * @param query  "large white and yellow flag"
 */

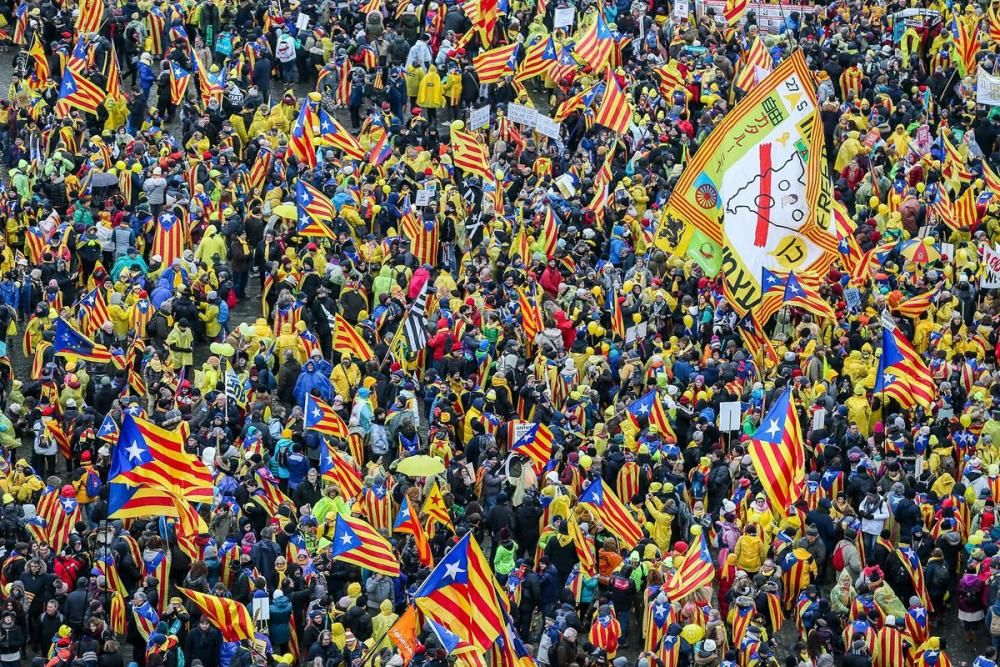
xmin=667 ymin=51 xmax=838 ymax=316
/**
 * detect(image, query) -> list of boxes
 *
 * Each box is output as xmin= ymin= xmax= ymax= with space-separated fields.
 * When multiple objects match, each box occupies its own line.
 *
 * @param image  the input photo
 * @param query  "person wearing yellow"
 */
xmin=842 ymin=385 xmax=872 ymax=436
xmin=195 ymin=225 xmax=227 ymax=264
xmin=331 ymin=356 xmax=362 ymax=400
xmin=834 ymin=130 xmax=863 ymax=173
xmin=198 ymin=291 xmax=222 ymax=341
xmin=416 ymin=65 xmax=444 ymax=122
xmin=166 ymin=318 xmax=195 ymax=373
xmin=276 ymin=323 xmax=307 ymax=364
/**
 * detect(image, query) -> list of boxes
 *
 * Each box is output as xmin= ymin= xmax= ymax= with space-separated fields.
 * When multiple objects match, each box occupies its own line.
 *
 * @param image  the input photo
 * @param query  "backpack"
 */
xmin=84 ymin=469 xmax=101 ymax=498
xmin=991 ymin=612 xmax=1000 ymax=637
xmin=832 ymin=542 xmax=847 ymax=572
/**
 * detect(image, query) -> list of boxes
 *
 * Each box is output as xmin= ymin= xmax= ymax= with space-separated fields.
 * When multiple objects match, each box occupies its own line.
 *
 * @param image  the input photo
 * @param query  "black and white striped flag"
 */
xmin=403 ymin=283 xmax=430 ymax=352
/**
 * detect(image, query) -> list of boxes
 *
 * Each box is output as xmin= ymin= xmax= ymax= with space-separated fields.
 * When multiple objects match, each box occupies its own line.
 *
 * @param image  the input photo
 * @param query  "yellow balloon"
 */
xmin=579 ymin=454 xmax=593 ymax=470
xmin=961 ymin=413 xmax=972 ymax=428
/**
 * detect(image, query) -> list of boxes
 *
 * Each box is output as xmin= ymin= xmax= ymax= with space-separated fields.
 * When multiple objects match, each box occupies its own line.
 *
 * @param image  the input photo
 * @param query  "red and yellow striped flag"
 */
xmin=664 ymin=533 xmax=715 ymax=600
xmin=178 ymin=587 xmax=255 ymax=642
xmin=747 ymin=388 xmax=805 ymax=516
xmin=333 ymin=313 xmax=374 ymax=361
xmin=594 ymin=67 xmax=632 ymax=134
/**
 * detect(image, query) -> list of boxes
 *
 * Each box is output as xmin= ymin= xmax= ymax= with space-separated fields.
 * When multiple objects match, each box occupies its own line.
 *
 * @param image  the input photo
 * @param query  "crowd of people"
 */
xmin=0 ymin=0 xmax=994 ymax=666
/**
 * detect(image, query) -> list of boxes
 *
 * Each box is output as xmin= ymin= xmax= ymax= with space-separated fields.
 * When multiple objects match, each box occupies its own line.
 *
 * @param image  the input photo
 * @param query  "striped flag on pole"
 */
xmin=664 ymin=532 xmax=715 ymax=600
xmin=578 ymin=479 xmax=643 ymax=549
xmin=747 ymin=387 xmax=805 ymax=515
xmin=178 ymin=587 xmax=255 ymax=641
xmin=403 ymin=282 xmax=430 ymax=353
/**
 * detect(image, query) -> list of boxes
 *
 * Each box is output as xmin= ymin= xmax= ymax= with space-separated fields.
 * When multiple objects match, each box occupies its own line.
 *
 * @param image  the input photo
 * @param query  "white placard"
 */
xmin=719 ymin=401 xmax=741 ymax=432
xmin=982 ymin=243 xmax=1000 ymax=288
xmin=554 ymin=6 xmax=575 ymax=28
xmin=673 ymin=0 xmax=689 ymax=19
xmin=414 ymin=190 xmax=434 ymax=207
xmin=534 ymin=115 xmax=561 ymax=139
xmin=625 ymin=321 xmax=647 ymax=344
xmin=979 ymin=67 xmax=1000 ymax=107
xmin=507 ymin=103 xmax=538 ymax=128
xmin=555 ymin=173 xmax=577 ymax=197
xmin=468 ymin=105 xmax=490 ymax=131
xmin=295 ymin=12 xmax=310 ymax=31
xmin=694 ymin=0 xmax=817 ymax=33
xmin=940 ymin=242 xmax=954 ymax=262
xmin=812 ymin=408 xmax=826 ymax=431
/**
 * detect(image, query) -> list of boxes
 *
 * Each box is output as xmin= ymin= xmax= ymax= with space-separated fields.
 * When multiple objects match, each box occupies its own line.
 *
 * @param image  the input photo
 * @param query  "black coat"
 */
xmin=185 ymin=625 xmax=222 ymax=667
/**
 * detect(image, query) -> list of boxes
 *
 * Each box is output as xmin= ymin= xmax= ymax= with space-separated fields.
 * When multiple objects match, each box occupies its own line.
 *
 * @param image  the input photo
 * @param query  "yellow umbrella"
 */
xmin=396 ymin=455 xmax=446 ymax=477
xmin=273 ymin=203 xmax=298 ymax=219
xmin=900 ymin=238 xmax=941 ymax=264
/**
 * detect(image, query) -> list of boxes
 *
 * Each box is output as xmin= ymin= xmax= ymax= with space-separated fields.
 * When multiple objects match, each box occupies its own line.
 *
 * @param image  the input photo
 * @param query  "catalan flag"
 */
xmin=168 ymin=61 xmax=191 ymax=105
xmin=474 ymin=42 xmax=520 ymax=83
xmin=664 ymin=532 xmax=714 ymax=600
xmin=950 ymin=17 xmax=979 ymax=76
xmin=399 ymin=199 xmax=439 ymax=266
xmin=723 ymin=0 xmax=748 ymax=24
xmin=28 ymin=33 xmax=49 ymax=84
xmin=55 ymin=66 xmax=105 ymax=115
xmin=248 ymin=148 xmax=273 ymax=195
xmin=736 ymin=313 xmax=778 ymax=371
xmin=627 ymin=390 xmax=676 ymax=442
xmin=360 ymin=483 xmax=392 ymax=535
xmin=423 ymin=481 xmax=454 ymax=531
xmin=594 ymin=67 xmax=631 ymax=134
xmin=319 ymin=439 xmax=363 ymax=499
xmin=954 ymin=186 xmax=978 ymax=231
xmin=53 ymin=317 xmax=111 ymax=363
xmin=516 ymin=37 xmax=557 ymax=82
xmin=295 ymin=180 xmax=336 ymax=237
xmin=289 ymin=99 xmax=318 ymax=169
xmin=893 ymin=286 xmax=940 ymax=320
xmin=142 ymin=549 xmax=170 ymax=614
xmin=317 ymin=107 xmax=365 ymax=160
xmin=330 ymin=514 xmax=401 ymax=575
xmin=450 ymin=127 xmax=493 ymax=181
xmin=831 ymin=200 xmax=864 ymax=271
xmin=77 ymin=288 xmax=109 ymax=337
xmin=747 ymin=387 xmax=805 ymax=516
xmin=539 ymin=206 xmax=559 ymax=258
xmin=108 ymin=413 xmax=214 ymax=504
xmin=510 ymin=423 xmax=554 ymax=473
xmin=654 ymin=60 xmax=685 ymax=97
xmin=132 ymin=599 xmax=159 ymax=642
xmin=108 ymin=484 xmax=179 ymax=520
xmin=303 ymin=394 xmax=349 ymax=438
xmin=990 ymin=3 xmax=1000 ymax=42
xmin=579 ymin=479 xmax=643 ymax=548
xmin=106 ymin=44 xmax=124 ymax=101
xmin=394 ymin=496 xmax=433 ymax=566
xmin=517 ymin=287 xmax=542 ymax=346
xmin=178 ymin=587 xmax=255 ymax=641
xmin=12 ymin=4 xmax=26 ymax=46
xmin=874 ymin=311 xmax=935 ymax=409
xmin=782 ymin=272 xmax=836 ymax=320
xmin=734 ymin=36 xmax=773 ymax=91
xmin=76 ymin=0 xmax=104 ymax=35
xmin=413 ymin=532 xmax=506 ymax=651
xmin=573 ymin=13 xmax=613 ymax=72
xmin=608 ymin=290 xmax=625 ymax=340
xmin=38 ymin=488 xmax=81 ymax=552
xmin=151 ymin=212 xmax=187 ymax=267
xmin=548 ymin=44 xmax=579 ymax=87
xmin=333 ymin=313 xmax=375 ymax=361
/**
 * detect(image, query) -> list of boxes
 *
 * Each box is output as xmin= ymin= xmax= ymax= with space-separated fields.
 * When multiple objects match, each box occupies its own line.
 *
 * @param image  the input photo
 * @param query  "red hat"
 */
xmin=60 ymin=485 xmax=75 ymax=498
xmin=411 ymin=107 xmax=422 ymax=115
xmin=307 ymin=242 xmax=318 ymax=251
xmin=203 ymin=151 xmax=212 ymax=160
xmin=424 ymin=167 xmax=433 ymax=176
xmin=81 ymin=451 xmax=91 ymax=462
